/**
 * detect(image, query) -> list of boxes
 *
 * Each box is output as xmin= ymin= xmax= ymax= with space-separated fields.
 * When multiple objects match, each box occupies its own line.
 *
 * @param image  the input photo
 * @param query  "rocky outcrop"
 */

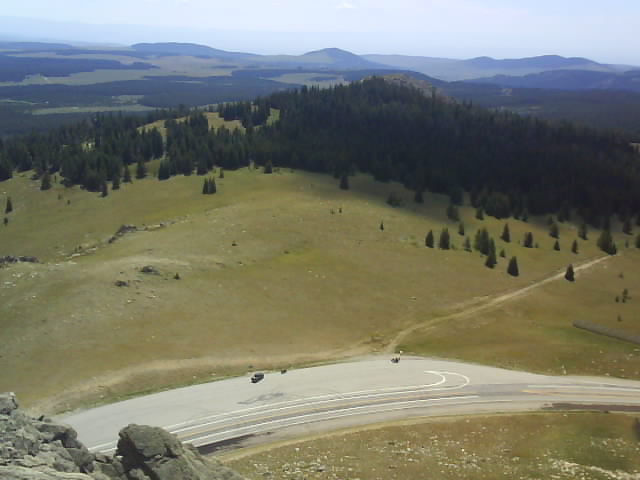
xmin=114 ymin=425 xmax=244 ymax=480
xmin=139 ymin=266 xmax=159 ymax=275
xmin=0 ymin=393 xmax=95 ymax=480
xmin=0 ymin=256 xmax=39 ymax=267
xmin=0 ymin=393 xmax=245 ymax=480
xmin=108 ymin=225 xmax=138 ymax=244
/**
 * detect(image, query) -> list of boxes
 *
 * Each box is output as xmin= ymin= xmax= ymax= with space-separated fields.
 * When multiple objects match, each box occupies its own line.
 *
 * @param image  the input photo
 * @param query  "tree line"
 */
xmin=1 ymin=77 xmax=639 ymax=225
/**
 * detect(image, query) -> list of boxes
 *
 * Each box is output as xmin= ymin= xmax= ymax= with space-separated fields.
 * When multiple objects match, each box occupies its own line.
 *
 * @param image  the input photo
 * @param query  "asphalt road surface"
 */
xmin=61 ymin=356 xmax=640 ymax=454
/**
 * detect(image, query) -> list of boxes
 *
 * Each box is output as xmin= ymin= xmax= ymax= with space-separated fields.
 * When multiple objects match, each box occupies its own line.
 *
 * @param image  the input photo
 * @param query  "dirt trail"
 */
xmin=386 ymin=255 xmax=612 ymax=353
xmin=36 ymin=255 xmax=611 ymax=414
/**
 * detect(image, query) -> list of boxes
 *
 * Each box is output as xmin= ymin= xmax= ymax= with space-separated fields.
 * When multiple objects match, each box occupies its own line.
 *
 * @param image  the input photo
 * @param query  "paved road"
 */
xmin=61 ymin=356 xmax=640 ymax=454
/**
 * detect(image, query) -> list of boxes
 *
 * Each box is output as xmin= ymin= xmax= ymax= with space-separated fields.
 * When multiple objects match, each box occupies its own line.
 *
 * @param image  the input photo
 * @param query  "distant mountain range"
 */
xmin=364 ymin=53 xmax=635 ymax=82
xmin=130 ymin=43 xmax=384 ymax=69
xmin=131 ymin=42 xmax=255 ymax=60
xmin=0 ymin=40 xmax=639 ymax=137
xmin=1 ymin=40 xmax=637 ymax=87
xmin=466 ymin=69 xmax=640 ymax=94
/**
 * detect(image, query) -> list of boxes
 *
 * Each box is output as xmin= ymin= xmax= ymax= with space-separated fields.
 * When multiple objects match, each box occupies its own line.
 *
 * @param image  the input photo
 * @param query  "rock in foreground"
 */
xmin=0 ymin=393 xmax=245 ymax=480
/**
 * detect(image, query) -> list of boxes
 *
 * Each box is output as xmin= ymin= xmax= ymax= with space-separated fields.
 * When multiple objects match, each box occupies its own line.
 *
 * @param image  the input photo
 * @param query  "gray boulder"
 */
xmin=0 ymin=392 xmax=18 ymax=414
xmin=0 ymin=465 xmax=93 ymax=479
xmin=116 ymin=424 xmax=245 ymax=480
xmin=1 ymin=394 xmax=246 ymax=480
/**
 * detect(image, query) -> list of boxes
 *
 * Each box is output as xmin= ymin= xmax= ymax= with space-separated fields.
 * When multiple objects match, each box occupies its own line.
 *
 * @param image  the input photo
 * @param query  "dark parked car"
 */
xmin=251 ymin=372 xmax=264 ymax=383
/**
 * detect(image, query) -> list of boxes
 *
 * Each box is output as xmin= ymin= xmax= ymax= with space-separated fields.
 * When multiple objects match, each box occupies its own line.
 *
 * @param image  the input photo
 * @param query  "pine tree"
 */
xmin=425 ymin=230 xmax=434 ymax=248
xmin=507 ymin=257 xmax=519 ymax=277
xmin=264 ymin=160 xmax=273 ymax=174
xmin=219 ymin=168 xmax=224 ymax=179
xmin=458 ymin=222 xmax=465 ymax=236
xmin=5 ymin=196 xmax=12 ymax=214
xmin=500 ymin=223 xmax=510 ymax=243
xmin=623 ymin=217 xmax=633 ymax=235
xmin=475 ymin=207 xmax=484 ymax=220
xmin=565 ymin=264 xmax=575 ymax=282
xmin=101 ymin=181 xmax=108 ymax=198
xmin=499 ymin=248 xmax=506 ymax=258
xmin=578 ymin=221 xmax=588 ymax=240
xmin=112 ymin=171 xmax=121 ymax=190
xmin=158 ymin=161 xmax=171 ymax=180
xmin=636 ymin=234 xmax=640 ymax=249
xmin=123 ymin=164 xmax=132 ymax=183
xmin=380 ymin=221 xmax=384 ymax=231
xmin=339 ymin=174 xmax=349 ymax=190
xmin=414 ymin=189 xmax=423 ymax=204
xmin=202 ymin=178 xmax=209 ymax=195
xmin=597 ymin=230 xmax=617 ymax=255
xmin=485 ymin=240 xmax=497 ymax=269
xmin=40 ymin=172 xmax=51 ymax=191
xmin=553 ymin=240 xmax=560 ymax=251
xmin=209 ymin=177 xmax=217 ymax=194
xmin=474 ymin=227 xmax=490 ymax=255
xmin=3 ymin=217 xmax=7 ymax=227
xmin=571 ymin=239 xmax=579 ymax=254
xmin=549 ymin=222 xmax=559 ymax=239
xmin=135 ymin=160 xmax=147 ymax=179
xmin=463 ymin=236 xmax=471 ymax=252
xmin=446 ymin=204 xmax=459 ymax=221
xmin=196 ymin=156 xmax=208 ymax=176
xmin=558 ymin=204 xmax=571 ymax=223
xmin=438 ymin=228 xmax=450 ymax=250
xmin=523 ymin=232 xmax=534 ymax=248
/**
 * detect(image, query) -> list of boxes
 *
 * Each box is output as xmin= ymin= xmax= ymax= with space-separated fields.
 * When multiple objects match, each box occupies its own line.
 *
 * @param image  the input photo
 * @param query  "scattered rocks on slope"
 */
xmin=0 ymin=256 xmax=40 ymax=267
xmin=139 ymin=266 xmax=159 ymax=275
xmin=108 ymin=225 xmax=138 ymax=244
xmin=0 ymin=393 xmax=246 ymax=480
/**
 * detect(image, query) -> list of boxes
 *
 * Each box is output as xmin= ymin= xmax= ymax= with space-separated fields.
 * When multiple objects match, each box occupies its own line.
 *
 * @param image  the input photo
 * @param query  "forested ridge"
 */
xmin=1 ymin=76 xmax=639 ymax=225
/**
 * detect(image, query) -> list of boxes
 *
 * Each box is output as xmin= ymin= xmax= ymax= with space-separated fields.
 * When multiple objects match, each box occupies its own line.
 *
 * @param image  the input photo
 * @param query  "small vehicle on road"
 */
xmin=251 ymin=372 xmax=264 ymax=383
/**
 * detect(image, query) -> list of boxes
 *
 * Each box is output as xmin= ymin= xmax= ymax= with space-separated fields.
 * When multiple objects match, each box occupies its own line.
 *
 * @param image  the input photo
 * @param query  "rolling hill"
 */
xmin=0 ymin=40 xmax=639 ymax=139
xmin=467 ymin=69 xmax=640 ymax=93
xmin=364 ymin=53 xmax=635 ymax=81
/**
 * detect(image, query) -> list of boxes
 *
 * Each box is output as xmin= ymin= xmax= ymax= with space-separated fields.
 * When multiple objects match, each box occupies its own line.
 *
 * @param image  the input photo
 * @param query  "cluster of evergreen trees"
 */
xmin=0 ymin=111 xmax=166 ymax=191
xmin=253 ymin=78 xmax=639 ymax=223
xmin=218 ymin=99 xmax=271 ymax=130
xmin=1 ymin=77 xmax=639 ymax=226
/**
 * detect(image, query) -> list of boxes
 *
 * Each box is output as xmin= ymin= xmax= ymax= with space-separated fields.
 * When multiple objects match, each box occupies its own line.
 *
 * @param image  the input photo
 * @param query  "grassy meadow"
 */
xmin=225 ymin=412 xmax=640 ymax=480
xmin=1 ymin=167 xmax=639 ymax=412
xmin=139 ymin=111 xmax=245 ymax=138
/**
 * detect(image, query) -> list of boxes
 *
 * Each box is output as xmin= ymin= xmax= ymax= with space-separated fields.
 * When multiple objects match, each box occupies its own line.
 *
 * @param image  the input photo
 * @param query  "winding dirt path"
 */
xmin=386 ymin=255 xmax=613 ymax=353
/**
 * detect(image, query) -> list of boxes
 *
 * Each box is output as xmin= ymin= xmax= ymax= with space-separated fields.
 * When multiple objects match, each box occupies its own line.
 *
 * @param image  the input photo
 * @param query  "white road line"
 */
xmin=527 ymin=385 xmax=640 ymax=391
xmin=89 ymin=371 xmax=466 ymax=452
xmin=166 ymin=370 xmax=464 ymax=432
xmin=185 ymin=395 xmax=481 ymax=446
xmin=90 ymin=441 xmax=117 ymax=452
xmin=172 ymin=385 xmax=465 ymax=434
xmin=92 ymin=394 xmax=481 ymax=453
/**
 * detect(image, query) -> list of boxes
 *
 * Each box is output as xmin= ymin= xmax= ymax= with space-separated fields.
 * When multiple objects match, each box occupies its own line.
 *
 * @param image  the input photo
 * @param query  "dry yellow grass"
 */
xmin=139 ymin=111 xmax=244 ymax=138
xmin=1 ymin=168 xmax=639 ymax=412
xmin=226 ymin=412 xmax=640 ymax=480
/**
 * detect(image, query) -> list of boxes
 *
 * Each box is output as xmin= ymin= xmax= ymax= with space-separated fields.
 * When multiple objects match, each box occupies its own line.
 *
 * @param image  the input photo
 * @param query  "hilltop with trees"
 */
xmin=1 ymin=76 xmax=638 ymax=231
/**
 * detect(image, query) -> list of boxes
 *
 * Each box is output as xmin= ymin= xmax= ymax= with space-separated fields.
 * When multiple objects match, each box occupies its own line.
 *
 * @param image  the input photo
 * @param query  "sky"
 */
xmin=1 ymin=0 xmax=638 ymax=64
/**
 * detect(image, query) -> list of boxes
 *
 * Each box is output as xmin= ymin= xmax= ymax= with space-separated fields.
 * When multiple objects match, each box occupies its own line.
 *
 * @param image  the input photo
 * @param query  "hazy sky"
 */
xmin=2 ymin=0 xmax=638 ymax=63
